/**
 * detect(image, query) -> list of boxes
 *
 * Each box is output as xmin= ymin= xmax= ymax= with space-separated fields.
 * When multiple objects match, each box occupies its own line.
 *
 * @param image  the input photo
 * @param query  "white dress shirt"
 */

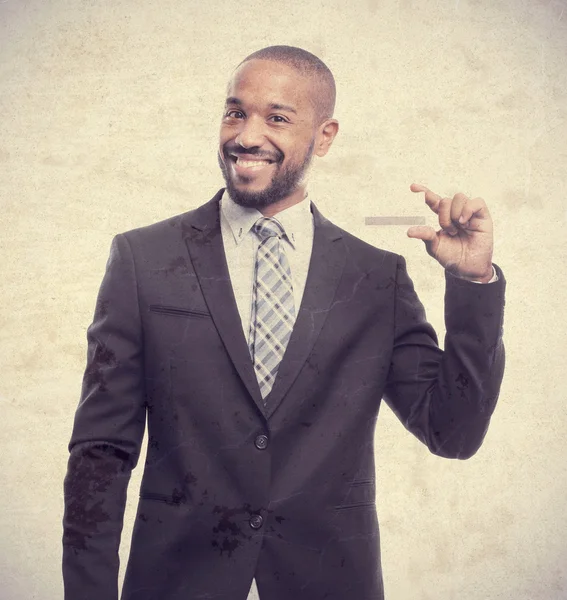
xmin=220 ymin=191 xmax=314 ymax=341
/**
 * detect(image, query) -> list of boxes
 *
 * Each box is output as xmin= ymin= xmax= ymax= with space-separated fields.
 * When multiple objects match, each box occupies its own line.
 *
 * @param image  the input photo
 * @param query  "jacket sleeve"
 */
xmin=62 ymin=233 xmax=146 ymax=600
xmin=382 ymin=256 xmax=506 ymax=459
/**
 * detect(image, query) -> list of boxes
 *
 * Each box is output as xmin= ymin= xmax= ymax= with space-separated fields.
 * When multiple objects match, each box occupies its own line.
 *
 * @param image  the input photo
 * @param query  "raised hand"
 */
xmin=407 ymin=183 xmax=494 ymax=282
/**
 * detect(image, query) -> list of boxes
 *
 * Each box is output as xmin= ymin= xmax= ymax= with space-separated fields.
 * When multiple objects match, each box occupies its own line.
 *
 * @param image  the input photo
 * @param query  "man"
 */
xmin=63 ymin=46 xmax=505 ymax=600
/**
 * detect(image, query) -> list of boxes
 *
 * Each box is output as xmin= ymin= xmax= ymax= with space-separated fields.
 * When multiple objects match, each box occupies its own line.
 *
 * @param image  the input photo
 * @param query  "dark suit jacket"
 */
xmin=63 ymin=189 xmax=506 ymax=600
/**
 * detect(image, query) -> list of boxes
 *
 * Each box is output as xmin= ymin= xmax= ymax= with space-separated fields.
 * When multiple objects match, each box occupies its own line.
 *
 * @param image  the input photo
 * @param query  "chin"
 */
xmin=218 ymin=148 xmax=310 ymax=209
xmin=227 ymin=185 xmax=285 ymax=209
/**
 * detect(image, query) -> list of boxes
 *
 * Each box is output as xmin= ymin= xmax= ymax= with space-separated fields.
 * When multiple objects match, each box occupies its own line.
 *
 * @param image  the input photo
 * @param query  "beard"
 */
xmin=218 ymin=140 xmax=315 ymax=209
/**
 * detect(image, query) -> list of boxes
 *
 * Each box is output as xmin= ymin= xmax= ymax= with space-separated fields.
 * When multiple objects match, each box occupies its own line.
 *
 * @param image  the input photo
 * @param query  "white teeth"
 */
xmin=236 ymin=159 xmax=271 ymax=168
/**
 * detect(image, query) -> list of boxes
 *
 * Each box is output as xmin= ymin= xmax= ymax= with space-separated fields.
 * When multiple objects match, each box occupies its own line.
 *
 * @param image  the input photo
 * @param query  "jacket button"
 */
xmin=249 ymin=514 xmax=263 ymax=529
xmin=254 ymin=434 xmax=268 ymax=450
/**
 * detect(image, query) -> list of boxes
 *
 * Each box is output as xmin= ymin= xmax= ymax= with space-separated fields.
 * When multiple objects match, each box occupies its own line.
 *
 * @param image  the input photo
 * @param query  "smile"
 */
xmin=229 ymin=154 xmax=276 ymax=173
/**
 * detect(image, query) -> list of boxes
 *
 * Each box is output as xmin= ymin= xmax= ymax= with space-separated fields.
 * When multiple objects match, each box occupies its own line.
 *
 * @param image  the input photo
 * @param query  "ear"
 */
xmin=314 ymin=119 xmax=339 ymax=157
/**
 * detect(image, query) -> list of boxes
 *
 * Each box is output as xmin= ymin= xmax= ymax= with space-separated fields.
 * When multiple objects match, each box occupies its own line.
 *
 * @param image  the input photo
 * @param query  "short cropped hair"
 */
xmin=238 ymin=45 xmax=336 ymax=122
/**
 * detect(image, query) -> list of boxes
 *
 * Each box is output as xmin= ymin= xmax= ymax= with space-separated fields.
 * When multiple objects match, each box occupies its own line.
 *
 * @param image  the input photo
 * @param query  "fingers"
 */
xmin=450 ymin=192 xmax=468 ymax=226
xmin=458 ymin=196 xmax=490 ymax=225
xmin=438 ymin=196 xmax=458 ymax=236
xmin=411 ymin=184 xmax=491 ymax=235
xmin=450 ymin=196 xmax=492 ymax=234
xmin=410 ymin=183 xmax=443 ymax=215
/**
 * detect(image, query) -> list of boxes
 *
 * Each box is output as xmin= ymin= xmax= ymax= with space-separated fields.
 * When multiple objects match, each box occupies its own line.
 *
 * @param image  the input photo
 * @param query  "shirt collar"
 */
xmin=220 ymin=190 xmax=313 ymax=249
xmin=221 ymin=191 xmax=261 ymax=245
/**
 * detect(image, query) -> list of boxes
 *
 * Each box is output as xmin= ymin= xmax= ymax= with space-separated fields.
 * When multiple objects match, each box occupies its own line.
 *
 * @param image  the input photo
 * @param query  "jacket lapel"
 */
xmin=264 ymin=204 xmax=346 ymax=418
xmin=181 ymin=191 xmax=265 ymax=415
xmin=181 ymin=192 xmax=346 ymax=420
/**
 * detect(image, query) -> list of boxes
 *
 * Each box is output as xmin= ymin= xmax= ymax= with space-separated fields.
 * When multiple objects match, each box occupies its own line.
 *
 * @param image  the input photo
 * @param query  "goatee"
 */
xmin=218 ymin=141 xmax=314 ymax=209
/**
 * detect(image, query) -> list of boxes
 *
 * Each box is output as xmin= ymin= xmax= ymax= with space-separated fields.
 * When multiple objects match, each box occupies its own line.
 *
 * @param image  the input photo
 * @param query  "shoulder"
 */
xmin=116 ymin=190 xmax=223 ymax=249
xmin=342 ymin=226 xmax=399 ymax=261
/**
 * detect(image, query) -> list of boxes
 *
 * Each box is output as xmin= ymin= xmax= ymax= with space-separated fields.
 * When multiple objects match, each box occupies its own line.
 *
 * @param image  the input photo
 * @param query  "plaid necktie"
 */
xmin=248 ymin=217 xmax=296 ymax=400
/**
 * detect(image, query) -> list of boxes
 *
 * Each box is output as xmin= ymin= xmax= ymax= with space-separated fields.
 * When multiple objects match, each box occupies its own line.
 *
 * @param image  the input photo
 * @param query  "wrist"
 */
xmin=454 ymin=265 xmax=496 ymax=284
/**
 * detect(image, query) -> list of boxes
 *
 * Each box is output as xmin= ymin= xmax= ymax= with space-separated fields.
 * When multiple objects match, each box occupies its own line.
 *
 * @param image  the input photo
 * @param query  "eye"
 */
xmin=269 ymin=115 xmax=289 ymax=123
xmin=225 ymin=110 xmax=244 ymax=119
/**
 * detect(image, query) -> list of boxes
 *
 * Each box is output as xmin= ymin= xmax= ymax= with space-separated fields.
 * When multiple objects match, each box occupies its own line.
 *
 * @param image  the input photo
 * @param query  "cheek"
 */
xmin=286 ymin=143 xmax=311 ymax=164
xmin=219 ymin=123 xmax=237 ymax=144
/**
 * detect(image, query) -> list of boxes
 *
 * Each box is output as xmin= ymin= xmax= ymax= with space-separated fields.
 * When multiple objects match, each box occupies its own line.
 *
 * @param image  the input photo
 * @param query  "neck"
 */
xmin=259 ymin=187 xmax=308 ymax=218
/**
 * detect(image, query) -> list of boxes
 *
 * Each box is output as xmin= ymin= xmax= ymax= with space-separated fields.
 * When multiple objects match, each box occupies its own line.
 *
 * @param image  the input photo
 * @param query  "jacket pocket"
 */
xmin=334 ymin=501 xmax=376 ymax=510
xmin=149 ymin=304 xmax=210 ymax=319
xmin=139 ymin=491 xmax=189 ymax=506
xmin=334 ymin=479 xmax=376 ymax=510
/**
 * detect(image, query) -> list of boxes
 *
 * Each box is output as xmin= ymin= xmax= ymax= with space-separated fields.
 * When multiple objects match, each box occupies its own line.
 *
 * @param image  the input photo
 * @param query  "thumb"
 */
xmin=407 ymin=225 xmax=437 ymax=242
xmin=407 ymin=225 xmax=438 ymax=257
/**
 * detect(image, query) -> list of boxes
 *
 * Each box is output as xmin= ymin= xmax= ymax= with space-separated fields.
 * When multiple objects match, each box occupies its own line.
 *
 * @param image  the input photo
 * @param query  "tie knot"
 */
xmin=253 ymin=217 xmax=286 ymax=241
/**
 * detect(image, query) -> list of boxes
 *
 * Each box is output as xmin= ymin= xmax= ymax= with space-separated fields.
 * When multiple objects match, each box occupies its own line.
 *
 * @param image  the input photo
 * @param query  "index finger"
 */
xmin=410 ymin=183 xmax=442 ymax=214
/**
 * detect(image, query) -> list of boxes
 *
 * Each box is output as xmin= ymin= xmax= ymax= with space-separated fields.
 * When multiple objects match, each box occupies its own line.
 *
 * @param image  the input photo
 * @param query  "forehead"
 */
xmin=226 ymin=59 xmax=316 ymax=114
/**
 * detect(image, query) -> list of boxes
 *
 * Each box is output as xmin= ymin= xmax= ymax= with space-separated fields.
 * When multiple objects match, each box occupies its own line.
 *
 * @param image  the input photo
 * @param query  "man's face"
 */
xmin=218 ymin=59 xmax=320 ymax=209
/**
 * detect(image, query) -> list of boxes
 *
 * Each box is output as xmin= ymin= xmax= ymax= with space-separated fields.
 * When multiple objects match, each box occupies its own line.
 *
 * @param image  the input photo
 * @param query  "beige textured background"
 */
xmin=1 ymin=0 xmax=566 ymax=599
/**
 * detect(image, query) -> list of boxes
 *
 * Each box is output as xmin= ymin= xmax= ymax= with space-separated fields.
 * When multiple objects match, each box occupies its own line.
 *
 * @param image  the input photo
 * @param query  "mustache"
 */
xmin=223 ymin=145 xmax=283 ymax=163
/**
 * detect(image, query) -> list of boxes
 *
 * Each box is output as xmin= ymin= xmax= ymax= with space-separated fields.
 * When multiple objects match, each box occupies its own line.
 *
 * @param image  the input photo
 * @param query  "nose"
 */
xmin=235 ymin=115 xmax=266 ymax=149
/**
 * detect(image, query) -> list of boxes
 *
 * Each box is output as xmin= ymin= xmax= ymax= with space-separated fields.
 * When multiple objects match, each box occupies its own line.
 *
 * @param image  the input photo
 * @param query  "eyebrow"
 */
xmin=225 ymin=97 xmax=297 ymax=115
xmin=225 ymin=97 xmax=243 ymax=106
xmin=269 ymin=103 xmax=297 ymax=115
